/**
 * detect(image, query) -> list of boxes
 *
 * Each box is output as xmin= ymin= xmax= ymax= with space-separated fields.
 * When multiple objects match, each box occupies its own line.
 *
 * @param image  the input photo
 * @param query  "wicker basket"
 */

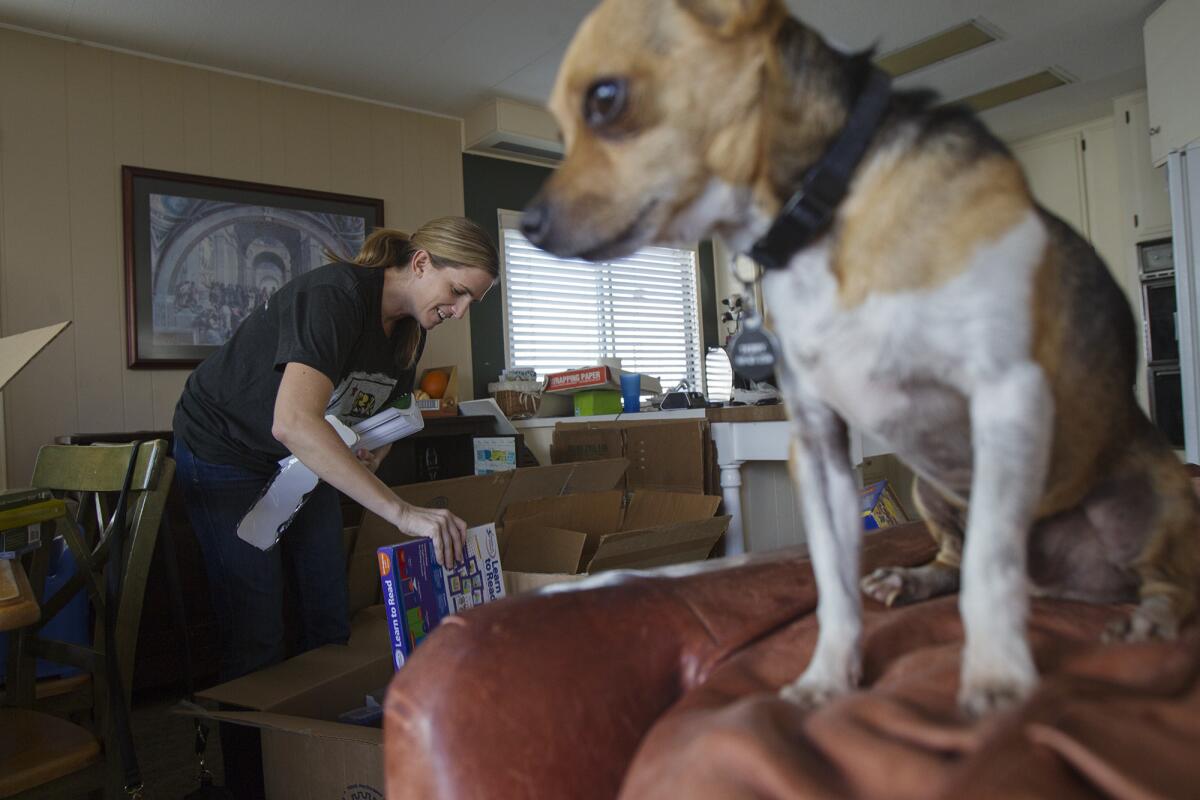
xmin=488 ymin=380 xmax=542 ymax=420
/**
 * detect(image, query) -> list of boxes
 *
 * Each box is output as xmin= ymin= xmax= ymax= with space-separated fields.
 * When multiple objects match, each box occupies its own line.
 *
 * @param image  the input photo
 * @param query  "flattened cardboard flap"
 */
xmin=504 ymin=490 xmax=624 ymax=534
xmin=499 ymin=458 xmax=627 ymax=511
xmin=586 ymin=517 xmax=730 ymax=574
xmin=197 ymin=642 xmax=391 ymax=720
xmin=0 ymin=321 xmax=70 ymax=392
xmin=191 ymin=709 xmax=383 ymax=745
xmin=503 ymin=525 xmax=588 ymax=574
xmin=622 ymin=491 xmax=722 ymax=531
xmin=551 ymin=426 xmax=624 ymax=466
xmin=624 ymin=421 xmax=708 ymax=494
xmin=394 ymin=471 xmax=513 ymax=527
xmin=356 ymin=471 xmax=514 ymax=553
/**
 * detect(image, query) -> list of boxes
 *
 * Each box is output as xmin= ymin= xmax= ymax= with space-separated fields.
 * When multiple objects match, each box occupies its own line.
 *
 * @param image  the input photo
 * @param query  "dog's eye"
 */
xmin=583 ymin=78 xmax=628 ymax=129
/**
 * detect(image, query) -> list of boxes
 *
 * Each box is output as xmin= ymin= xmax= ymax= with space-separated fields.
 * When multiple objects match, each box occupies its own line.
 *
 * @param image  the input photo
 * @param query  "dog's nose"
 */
xmin=520 ymin=202 xmax=551 ymax=247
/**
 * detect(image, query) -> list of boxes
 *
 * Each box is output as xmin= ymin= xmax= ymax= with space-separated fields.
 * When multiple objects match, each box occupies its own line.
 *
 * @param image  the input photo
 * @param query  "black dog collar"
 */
xmin=749 ymin=67 xmax=892 ymax=272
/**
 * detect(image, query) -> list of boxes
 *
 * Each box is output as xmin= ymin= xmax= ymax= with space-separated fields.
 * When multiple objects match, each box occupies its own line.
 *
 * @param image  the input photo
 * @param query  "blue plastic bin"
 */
xmin=0 ymin=536 xmax=89 ymax=683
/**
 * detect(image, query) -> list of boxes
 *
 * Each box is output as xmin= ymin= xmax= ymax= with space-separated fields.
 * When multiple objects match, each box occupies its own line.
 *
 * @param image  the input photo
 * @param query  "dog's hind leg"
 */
xmin=861 ymin=476 xmax=963 ymax=606
xmin=1104 ymin=439 xmax=1200 ymax=642
xmin=778 ymin=388 xmax=865 ymax=709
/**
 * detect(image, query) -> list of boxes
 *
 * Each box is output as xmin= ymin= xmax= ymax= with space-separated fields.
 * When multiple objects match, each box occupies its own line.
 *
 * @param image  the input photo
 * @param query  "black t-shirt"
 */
xmin=173 ymin=262 xmax=424 ymax=473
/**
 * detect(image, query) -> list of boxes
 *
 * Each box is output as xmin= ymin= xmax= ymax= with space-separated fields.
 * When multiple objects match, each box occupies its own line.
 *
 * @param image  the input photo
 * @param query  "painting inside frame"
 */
xmin=123 ymin=166 xmax=384 ymax=368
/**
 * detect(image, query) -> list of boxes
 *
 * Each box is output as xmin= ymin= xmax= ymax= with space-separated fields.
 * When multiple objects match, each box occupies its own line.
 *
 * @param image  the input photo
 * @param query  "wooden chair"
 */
xmin=0 ymin=440 xmax=172 ymax=799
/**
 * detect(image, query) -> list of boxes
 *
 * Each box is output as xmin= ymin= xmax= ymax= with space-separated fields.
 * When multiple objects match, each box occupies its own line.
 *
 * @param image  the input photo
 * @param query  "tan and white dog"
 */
xmin=522 ymin=0 xmax=1200 ymax=715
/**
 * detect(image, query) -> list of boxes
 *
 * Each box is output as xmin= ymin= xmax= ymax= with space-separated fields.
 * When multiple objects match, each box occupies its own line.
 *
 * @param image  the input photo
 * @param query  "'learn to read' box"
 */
xmin=860 ymin=479 xmax=909 ymax=530
xmin=376 ymin=523 xmax=505 ymax=669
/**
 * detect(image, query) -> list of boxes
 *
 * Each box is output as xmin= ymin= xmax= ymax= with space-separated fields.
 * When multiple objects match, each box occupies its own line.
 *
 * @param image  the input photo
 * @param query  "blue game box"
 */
xmin=376 ymin=523 xmax=505 ymax=670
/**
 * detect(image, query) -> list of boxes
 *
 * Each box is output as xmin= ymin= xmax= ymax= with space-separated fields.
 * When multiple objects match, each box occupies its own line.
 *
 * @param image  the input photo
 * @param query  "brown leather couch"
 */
xmin=384 ymin=522 xmax=1200 ymax=800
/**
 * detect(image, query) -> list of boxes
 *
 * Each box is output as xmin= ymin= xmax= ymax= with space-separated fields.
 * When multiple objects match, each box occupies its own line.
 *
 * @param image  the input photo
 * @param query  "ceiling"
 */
xmin=0 ymin=0 xmax=1161 ymax=142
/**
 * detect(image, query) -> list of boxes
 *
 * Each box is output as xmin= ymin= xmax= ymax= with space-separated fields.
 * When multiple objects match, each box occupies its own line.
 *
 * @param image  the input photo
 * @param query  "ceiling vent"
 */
xmin=465 ymin=98 xmax=562 ymax=166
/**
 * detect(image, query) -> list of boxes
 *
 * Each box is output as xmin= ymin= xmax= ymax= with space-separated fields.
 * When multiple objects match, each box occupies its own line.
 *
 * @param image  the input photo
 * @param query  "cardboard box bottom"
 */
xmin=262 ymin=728 xmax=384 ymax=800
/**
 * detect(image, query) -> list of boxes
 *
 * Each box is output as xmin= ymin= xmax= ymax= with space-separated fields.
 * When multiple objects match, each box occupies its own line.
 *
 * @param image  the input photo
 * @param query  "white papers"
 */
xmin=459 ymin=398 xmax=517 ymax=435
xmin=237 ymin=400 xmax=426 ymax=551
xmin=352 ymin=400 xmax=425 ymax=451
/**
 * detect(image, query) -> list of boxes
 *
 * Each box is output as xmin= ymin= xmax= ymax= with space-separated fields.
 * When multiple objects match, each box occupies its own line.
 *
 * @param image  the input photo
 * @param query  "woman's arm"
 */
xmin=272 ymin=362 xmax=466 ymax=564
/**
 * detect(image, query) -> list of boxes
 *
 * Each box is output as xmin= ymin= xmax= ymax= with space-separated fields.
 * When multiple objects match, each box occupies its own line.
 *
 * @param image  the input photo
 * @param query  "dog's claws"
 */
xmin=1103 ymin=597 xmax=1180 ymax=643
xmin=958 ymin=680 xmax=1031 ymax=718
xmin=779 ymin=679 xmax=847 ymax=710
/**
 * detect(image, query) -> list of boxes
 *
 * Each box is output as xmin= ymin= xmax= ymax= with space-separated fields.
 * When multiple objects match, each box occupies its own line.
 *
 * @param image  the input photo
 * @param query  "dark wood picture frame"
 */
xmin=122 ymin=166 xmax=384 ymax=368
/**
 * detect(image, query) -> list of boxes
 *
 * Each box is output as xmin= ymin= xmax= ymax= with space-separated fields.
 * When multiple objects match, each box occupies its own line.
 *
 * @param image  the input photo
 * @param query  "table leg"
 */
xmin=720 ymin=461 xmax=746 ymax=556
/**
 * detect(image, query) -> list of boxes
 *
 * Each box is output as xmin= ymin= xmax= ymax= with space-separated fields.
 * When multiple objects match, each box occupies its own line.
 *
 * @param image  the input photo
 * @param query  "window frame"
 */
xmin=496 ymin=208 xmax=706 ymax=390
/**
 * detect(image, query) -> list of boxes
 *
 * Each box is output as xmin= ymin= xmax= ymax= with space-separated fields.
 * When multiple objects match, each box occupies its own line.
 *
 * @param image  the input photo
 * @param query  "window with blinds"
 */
xmin=497 ymin=210 xmax=703 ymax=390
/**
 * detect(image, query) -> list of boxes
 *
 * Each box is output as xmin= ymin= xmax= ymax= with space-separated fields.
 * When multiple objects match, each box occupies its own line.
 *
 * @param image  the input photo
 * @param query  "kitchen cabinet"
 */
xmin=1144 ymin=0 xmax=1200 ymax=166
xmin=1011 ymin=117 xmax=1148 ymax=410
xmin=1114 ymin=92 xmax=1173 ymax=241
xmin=1011 ymin=128 xmax=1088 ymax=237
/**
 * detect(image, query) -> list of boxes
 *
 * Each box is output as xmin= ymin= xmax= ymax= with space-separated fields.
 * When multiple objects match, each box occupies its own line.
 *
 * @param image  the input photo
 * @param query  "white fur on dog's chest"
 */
xmin=761 ymin=213 xmax=1048 ymax=481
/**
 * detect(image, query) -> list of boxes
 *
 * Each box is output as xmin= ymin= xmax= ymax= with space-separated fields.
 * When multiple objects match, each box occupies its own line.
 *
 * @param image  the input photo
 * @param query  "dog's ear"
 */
xmin=675 ymin=0 xmax=779 ymax=36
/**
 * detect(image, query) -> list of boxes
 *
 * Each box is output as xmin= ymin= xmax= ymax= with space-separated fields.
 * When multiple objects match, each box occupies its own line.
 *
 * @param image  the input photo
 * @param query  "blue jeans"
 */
xmin=175 ymin=436 xmax=350 ymax=799
xmin=173 ymin=436 xmax=350 ymax=682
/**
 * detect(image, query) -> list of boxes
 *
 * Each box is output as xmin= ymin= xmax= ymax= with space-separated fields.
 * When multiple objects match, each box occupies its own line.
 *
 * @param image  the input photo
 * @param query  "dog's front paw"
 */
xmin=1103 ymin=595 xmax=1180 ymax=643
xmin=958 ymin=658 xmax=1037 ymax=718
xmin=779 ymin=675 xmax=852 ymax=710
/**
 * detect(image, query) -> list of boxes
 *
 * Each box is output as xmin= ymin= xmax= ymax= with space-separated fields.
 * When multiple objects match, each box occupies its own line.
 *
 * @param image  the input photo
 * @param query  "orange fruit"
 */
xmin=420 ymin=370 xmax=450 ymax=399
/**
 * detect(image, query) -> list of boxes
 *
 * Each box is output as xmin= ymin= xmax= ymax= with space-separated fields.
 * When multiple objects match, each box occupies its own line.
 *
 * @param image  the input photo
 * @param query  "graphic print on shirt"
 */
xmin=327 ymin=372 xmax=398 ymax=424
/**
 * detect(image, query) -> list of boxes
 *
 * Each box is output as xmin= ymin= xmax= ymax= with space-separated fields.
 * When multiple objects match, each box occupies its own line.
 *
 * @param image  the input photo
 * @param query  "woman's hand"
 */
xmin=395 ymin=502 xmax=467 ymax=567
xmin=354 ymin=442 xmax=390 ymax=473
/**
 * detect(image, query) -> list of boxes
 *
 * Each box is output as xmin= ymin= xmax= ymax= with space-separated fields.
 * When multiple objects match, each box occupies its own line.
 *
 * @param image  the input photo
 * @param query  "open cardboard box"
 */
xmin=501 ymin=488 xmax=729 ymax=594
xmin=350 ymin=457 xmax=728 ymax=602
xmin=349 ymin=458 xmax=629 ymax=608
xmin=191 ymin=606 xmax=395 ymax=799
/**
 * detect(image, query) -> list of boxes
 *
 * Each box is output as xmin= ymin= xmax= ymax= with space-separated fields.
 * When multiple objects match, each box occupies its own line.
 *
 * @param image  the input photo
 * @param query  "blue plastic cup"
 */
xmin=620 ymin=373 xmax=641 ymax=413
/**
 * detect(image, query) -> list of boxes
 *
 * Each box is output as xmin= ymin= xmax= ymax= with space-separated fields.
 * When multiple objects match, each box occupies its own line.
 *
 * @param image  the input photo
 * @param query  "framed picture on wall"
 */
xmin=121 ymin=166 xmax=384 ymax=368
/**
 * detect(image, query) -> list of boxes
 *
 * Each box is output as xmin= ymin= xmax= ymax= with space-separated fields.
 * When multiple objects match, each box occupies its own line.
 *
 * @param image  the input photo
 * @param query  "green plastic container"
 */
xmin=573 ymin=390 xmax=623 ymax=416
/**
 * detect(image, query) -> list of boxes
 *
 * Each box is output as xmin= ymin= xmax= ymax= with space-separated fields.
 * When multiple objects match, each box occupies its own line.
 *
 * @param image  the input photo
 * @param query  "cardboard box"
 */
xmin=861 ymin=479 xmax=910 ymax=530
xmin=543 ymin=365 xmax=661 ymax=396
xmin=193 ymin=608 xmax=395 ymax=799
xmin=472 ymin=436 xmax=517 ymax=474
xmin=377 ymin=524 xmax=505 ymax=669
xmin=353 ymin=458 xmax=728 ymax=598
xmin=551 ymin=418 xmax=714 ymax=495
xmin=416 ymin=365 xmax=459 ymax=418
xmin=501 ymin=488 xmax=728 ymax=593
xmin=351 ymin=459 xmax=630 ymax=606
xmin=573 ymin=389 xmax=622 ymax=416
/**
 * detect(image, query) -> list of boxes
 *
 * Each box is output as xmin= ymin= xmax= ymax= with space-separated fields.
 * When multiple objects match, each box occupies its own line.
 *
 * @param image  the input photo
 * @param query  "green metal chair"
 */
xmin=0 ymin=439 xmax=172 ymax=799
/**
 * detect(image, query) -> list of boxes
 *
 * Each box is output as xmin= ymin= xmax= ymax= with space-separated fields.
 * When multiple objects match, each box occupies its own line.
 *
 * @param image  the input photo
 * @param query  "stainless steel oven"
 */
xmin=1138 ymin=238 xmax=1183 ymax=448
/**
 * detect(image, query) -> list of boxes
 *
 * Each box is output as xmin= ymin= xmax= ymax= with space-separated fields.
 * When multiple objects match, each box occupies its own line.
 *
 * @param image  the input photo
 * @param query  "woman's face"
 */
xmin=409 ymin=252 xmax=495 ymax=330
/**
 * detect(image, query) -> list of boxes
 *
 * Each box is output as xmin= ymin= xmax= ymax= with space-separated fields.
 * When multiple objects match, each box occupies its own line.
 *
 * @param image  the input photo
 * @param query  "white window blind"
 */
xmin=497 ymin=210 xmax=704 ymax=390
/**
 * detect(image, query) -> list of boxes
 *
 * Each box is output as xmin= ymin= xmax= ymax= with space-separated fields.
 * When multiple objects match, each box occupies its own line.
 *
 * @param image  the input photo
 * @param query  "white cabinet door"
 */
xmin=1012 ymin=129 xmax=1088 ymax=239
xmin=1115 ymin=93 xmax=1174 ymax=240
xmin=1144 ymin=0 xmax=1200 ymax=166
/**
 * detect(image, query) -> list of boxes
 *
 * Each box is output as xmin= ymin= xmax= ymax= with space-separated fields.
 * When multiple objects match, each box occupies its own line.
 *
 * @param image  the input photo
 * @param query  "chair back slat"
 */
xmin=31 ymin=443 xmax=163 ymax=493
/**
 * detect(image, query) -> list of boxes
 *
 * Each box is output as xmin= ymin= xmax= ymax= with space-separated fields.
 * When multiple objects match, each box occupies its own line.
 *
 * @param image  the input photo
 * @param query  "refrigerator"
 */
xmin=1168 ymin=142 xmax=1200 ymax=462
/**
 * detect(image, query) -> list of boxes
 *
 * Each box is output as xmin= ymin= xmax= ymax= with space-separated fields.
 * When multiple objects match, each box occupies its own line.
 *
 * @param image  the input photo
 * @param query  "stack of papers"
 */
xmin=352 ymin=400 xmax=425 ymax=452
